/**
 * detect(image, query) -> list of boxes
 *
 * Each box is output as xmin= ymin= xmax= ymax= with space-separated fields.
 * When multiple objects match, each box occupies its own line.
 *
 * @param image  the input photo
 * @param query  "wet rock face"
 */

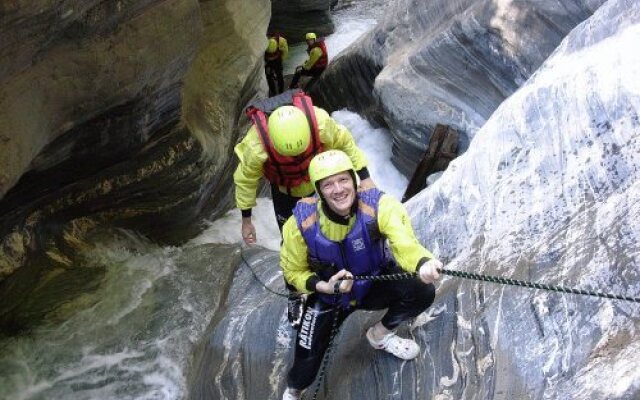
xmin=406 ymin=0 xmax=640 ymax=398
xmin=313 ymin=0 xmax=605 ymax=176
xmin=269 ymin=0 xmax=335 ymax=43
xmin=0 ymin=0 xmax=199 ymax=199
xmin=0 ymin=0 xmax=269 ymax=294
xmin=191 ymin=2 xmax=640 ymax=400
xmin=188 ymin=248 xmax=469 ymax=400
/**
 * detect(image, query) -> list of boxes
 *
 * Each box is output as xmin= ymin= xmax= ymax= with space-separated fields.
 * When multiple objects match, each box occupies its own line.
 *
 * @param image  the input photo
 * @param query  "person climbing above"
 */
xmin=279 ymin=150 xmax=443 ymax=400
xmin=289 ymin=32 xmax=328 ymax=91
xmin=265 ymin=32 xmax=289 ymax=97
xmin=233 ymin=90 xmax=374 ymax=328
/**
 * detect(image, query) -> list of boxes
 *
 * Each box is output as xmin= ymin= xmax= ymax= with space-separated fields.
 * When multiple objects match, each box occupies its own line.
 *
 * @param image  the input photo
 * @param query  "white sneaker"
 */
xmin=282 ymin=388 xmax=302 ymax=400
xmin=366 ymin=327 xmax=420 ymax=360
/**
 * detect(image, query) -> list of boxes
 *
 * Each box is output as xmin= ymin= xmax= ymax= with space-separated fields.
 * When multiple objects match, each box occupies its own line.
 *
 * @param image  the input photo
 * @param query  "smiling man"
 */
xmin=278 ymin=150 xmax=443 ymax=400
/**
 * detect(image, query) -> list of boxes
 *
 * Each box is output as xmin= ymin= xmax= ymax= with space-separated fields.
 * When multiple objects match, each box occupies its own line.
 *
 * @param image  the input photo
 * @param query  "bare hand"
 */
xmin=241 ymin=218 xmax=257 ymax=246
xmin=326 ymin=269 xmax=354 ymax=294
xmin=418 ymin=259 xmax=442 ymax=284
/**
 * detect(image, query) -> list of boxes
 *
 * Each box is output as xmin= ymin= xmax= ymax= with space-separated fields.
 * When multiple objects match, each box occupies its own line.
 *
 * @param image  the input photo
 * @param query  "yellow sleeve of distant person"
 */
xmin=378 ymin=194 xmax=434 ymax=272
xmin=233 ymin=126 xmax=268 ymax=211
xmin=279 ymin=37 xmax=289 ymax=60
xmin=303 ymin=46 xmax=324 ymax=70
xmin=315 ymin=107 xmax=368 ymax=172
xmin=280 ymin=216 xmax=316 ymax=293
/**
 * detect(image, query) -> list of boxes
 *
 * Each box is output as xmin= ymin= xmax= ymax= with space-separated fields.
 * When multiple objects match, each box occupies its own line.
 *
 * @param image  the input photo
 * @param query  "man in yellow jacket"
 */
xmin=234 ymin=90 xmax=372 ymax=244
xmin=289 ymin=32 xmax=328 ymax=91
xmin=279 ymin=150 xmax=442 ymax=400
xmin=265 ymin=33 xmax=289 ymax=97
xmin=234 ymin=90 xmax=373 ymax=326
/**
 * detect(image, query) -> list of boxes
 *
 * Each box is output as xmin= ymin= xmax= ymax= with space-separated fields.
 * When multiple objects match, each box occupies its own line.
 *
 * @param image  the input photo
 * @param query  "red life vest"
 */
xmin=265 ymin=34 xmax=283 ymax=62
xmin=308 ymin=39 xmax=328 ymax=69
xmin=245 ymin=91 xmax=324 ymax=189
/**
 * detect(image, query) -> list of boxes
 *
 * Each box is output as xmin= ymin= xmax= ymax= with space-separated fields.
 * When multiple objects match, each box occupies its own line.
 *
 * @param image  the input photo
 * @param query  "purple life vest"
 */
xmin=293 ymin=188 xmax=391 ymax=308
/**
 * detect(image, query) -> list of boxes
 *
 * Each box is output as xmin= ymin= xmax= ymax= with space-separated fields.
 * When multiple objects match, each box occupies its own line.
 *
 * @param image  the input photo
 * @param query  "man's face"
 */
xmin=318 ymin=171 xmax=355 ymax=217
xmin=306 ymin=39 xmax=314 ymax=46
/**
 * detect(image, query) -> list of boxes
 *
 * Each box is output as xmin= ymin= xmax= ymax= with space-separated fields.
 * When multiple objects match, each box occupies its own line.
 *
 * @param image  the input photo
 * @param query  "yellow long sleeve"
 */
xmin=303 ymin=46 xmax=324 ymax=70
xmin=279 ymin=37 xmax=289 ymax=60
xmin=233 ymin=127 xmax=268 ymax=210
xmin=377 ymin=195 xmax=434 ymax=272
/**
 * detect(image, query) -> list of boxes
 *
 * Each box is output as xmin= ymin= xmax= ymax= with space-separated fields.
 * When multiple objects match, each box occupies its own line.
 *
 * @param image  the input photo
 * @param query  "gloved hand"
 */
xmin=295 ymin=65 xmax=303 ymax=73
xmin=418 ymin=259 xmax=442 ymax=284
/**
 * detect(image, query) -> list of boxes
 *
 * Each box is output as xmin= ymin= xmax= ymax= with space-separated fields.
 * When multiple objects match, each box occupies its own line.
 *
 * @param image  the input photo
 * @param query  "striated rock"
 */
xmin=190 ymin=1 xmax=640 ymax=399
xmin=189 ymin=247 xmax=471 ymax=399
xmin=406 ymin=0 xmax=640 ymax=398
xmin=313 ymin=0 xmax=605 ymax=175
xmin=0 ymin=0 xmax=270 ymax=320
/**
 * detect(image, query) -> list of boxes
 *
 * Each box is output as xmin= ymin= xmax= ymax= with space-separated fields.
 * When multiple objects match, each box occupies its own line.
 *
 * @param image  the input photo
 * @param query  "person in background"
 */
xmin=278 ymin=150 xmax=442 ymax=400
xmin=265 ymin=32 xmax=289 ymax=97
xmin=234 ymin=90 xmax=374 ymax=328
xmin=289 ymin=32 xmax=327 ymax=91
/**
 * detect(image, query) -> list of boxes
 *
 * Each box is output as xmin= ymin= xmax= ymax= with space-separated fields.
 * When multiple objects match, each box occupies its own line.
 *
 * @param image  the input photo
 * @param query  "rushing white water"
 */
xmin=0 ymin=234 xmax=193 ymax=400
xmin=284 ymin=0 xmax=386 ymax=74
xmin=0 ymin=6 xmax=390 ymax=400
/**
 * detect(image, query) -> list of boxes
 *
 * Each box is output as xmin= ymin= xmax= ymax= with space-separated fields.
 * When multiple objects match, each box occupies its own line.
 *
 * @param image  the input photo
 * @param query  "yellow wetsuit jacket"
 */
xmin=280 ymin=193 xmax=435 ymax=293
xmin=303 ymin=45 xmax=325 ymax=70
xmin=277 ymin=37 xmax=289 ymax=60
xmin=265 ymin=36 xmax=289 ymax=61
xmin=233 ymin=106 xmax=368 ymax=213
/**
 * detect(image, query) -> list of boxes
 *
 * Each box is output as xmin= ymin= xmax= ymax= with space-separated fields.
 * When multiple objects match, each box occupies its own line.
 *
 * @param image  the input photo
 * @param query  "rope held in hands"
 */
xmin=345 ymin=268 xmax=640 ymax=303
xmin=239 ymin=249 xmax=640 ymax=303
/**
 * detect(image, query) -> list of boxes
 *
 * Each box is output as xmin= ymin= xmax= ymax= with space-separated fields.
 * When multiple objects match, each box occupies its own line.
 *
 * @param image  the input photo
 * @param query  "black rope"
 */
xmin=240 ymin=245 xmax=639 ymax=303
xmin=239 ymin=248 xmax=288 ymax=297
xmin=344 ymin=269 xmax=640 ymax=303
xmin=306 ymin=304 xmax=341 ymax=400
xmin=437 ymin=268 xmax=640 ymax=303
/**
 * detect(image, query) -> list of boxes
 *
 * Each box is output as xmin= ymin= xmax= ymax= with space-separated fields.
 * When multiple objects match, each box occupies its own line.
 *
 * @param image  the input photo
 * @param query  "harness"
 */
xmin=245 ymin=90 xmax=323 ymax=189
xmin=293 ymin=188 xmax=390 ymax=308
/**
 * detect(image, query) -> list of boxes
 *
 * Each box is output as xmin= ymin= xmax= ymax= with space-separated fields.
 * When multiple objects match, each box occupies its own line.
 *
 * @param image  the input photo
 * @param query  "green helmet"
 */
xmin=309 ymin=150 xmax=355 ymax=191
xmin=268 ymin=106 xmax=311 ymax=156
xmin=305 ymin=32 xmax=317 ymax=40
xmin=266 ymin=38 xmax=278 ymax=53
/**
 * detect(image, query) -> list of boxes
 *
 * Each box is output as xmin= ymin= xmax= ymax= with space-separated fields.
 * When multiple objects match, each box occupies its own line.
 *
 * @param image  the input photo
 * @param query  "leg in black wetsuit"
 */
xmin=286 ymin=266 xmax=436 ymax=390
xmin=266 ymin=58 xmax=284 ymax=97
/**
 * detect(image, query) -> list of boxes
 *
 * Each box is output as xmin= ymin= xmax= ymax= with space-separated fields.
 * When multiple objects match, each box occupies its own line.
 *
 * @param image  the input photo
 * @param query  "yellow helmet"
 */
xmin=266 ymin=38 xmax=278 ymax=53
xmin=268 ymin=106 xmax=311 ymax=156
xmin=305 ymin=32 xmax=317 ymax=40
xmin=309 ymin=150 xmax=355 ymax=190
